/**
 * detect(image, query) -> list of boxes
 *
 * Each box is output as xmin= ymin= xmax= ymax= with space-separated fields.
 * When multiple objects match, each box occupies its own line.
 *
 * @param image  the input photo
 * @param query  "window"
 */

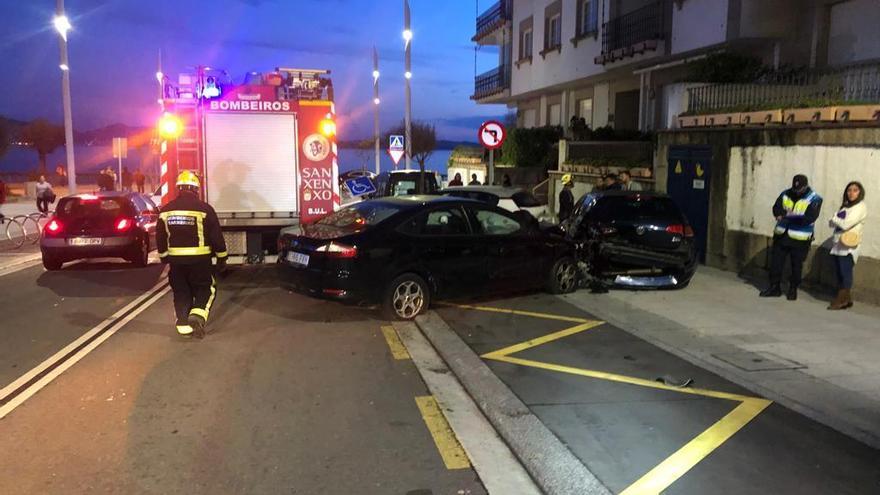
xmin=511 ymin=191 xmax=542 ymax=208
xmin=549 ymin=103 xmax=561 ymax=126
xmin=315 ymin=202 xmax=402 ymax=235
xmin=589 ymin=196 xmax=684 ymax=224
xmin=578 ymin=0 xmax=598 ymax=36
xmin=548 ymin=14 xmax=561 ymax=49
xmin=399 ymin=207 xmax=470 ymax=236
xmin=473 ymin=209 xmax=521 ymax=236
xmin=57 ymin=197 xmax=134 ymax=221
xmin=579 ymin=98 xmax=594 ymax=128
xmin=519 ymin=28 xmax=533 ymax=60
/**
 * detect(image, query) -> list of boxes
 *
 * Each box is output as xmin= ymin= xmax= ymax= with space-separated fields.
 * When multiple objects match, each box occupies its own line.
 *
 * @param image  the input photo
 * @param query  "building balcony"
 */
xmin=472 ymin=65 xmax=510 ymax=102
xmin=472 ymin=0 xmax=511 ymax=44
xmin=595 ymin=1 xmax=665 ymax=65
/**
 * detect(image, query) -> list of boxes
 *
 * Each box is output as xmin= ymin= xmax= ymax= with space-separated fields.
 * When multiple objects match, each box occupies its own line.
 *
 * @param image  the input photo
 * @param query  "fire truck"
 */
xmin=155 ymin=66 xmax=339 ymax=262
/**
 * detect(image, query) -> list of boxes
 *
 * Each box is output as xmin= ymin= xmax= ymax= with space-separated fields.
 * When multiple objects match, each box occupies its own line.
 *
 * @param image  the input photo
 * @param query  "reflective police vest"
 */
xmin=774 ymin=191 xmax=820 ymax=241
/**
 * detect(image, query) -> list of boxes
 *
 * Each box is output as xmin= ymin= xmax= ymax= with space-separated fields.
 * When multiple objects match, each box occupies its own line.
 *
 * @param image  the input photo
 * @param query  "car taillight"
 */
xmin=666 ymin=224 xmax=685 ymax=235
xmin=600 ymin=226 xmax=618 ymax=235
xmin=315 ymin=242 xmax=358 ymax=258
xmin=684 ymin=225 xmax=695 ymax=237
xmin=116 ymin=218 xmax=133 ymax=232
xmin=45 ymin=218 xmax=63 ymax=235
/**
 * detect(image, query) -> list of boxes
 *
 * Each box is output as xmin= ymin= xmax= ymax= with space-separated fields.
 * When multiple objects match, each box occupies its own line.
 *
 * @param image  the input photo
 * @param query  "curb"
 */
xmin=412 ymin=311 xmax=611 ymax=495
xmin=559 ymin=293 xmax=880 ymax=451
xmin=0 ymin=252 xmax=42 ymax=276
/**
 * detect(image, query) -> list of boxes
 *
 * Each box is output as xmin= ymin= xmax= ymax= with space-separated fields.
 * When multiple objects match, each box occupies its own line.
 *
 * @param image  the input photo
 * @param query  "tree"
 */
xmin=20 ymin=119 xmax=65 ymax=175
xmin=384 ymin=120 xmax=437 ymax=170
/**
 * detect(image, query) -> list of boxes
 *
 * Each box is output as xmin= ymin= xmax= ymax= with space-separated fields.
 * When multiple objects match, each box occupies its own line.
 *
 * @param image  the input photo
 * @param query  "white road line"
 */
xmin=0 ymin=277 xmax=169 ymax=417
xmin=0 ymin=253 xmax=42 ymax=277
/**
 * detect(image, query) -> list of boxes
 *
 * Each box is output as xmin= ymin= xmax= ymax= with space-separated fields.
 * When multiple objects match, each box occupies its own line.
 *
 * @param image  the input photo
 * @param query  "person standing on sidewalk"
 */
xmin=157 ymin=171 xmax=228 ymax=339
xmin=35 ymin=175 xmax=54 ymax=214
xmin=134 ymin=169 xmax=146 ymax=194
xmin=558 ymin=174 xmax=575 ymax=223
xmin=760 ymin=174 xmax=823 ymax=301
xmin=828 ymin=181 xmax=867 ymax=310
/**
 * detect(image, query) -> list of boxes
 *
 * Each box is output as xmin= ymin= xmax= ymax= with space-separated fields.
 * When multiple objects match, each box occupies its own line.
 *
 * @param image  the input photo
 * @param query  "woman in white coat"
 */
xmin=828 ymin=181 xmax=867 ymax=310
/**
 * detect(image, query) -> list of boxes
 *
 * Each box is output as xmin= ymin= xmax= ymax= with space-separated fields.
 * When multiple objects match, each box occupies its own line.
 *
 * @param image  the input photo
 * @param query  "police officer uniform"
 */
xmin=157 ymin=171 xmax=228 ymax=338
xmin=761 ymin=174 xmax=822 ymax=301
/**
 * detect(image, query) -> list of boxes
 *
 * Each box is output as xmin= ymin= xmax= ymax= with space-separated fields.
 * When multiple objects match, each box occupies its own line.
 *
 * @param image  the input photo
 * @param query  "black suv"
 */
xmin=563 ymin=190 xmax=697 ymax=289
xmin=40 ymin=191 xmax=158 ymax=270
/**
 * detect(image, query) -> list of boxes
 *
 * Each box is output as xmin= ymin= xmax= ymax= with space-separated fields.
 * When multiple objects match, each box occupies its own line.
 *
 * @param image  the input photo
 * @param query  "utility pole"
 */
xmin=372 ymin=47 xmax=381 ymax=176
xmin=403 ymin=0 xmax=413 ymax=170
xmin=55 ymin=0 xmax=77 ymax=194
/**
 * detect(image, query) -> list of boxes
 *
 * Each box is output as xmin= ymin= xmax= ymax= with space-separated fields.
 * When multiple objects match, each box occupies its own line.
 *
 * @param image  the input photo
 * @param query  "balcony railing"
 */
xmin=473 ymin=65 xmax=510 ymax=100
xmin=600 ymin=1 xmax=664 ymax=56
xmin=687 ymin=62 xmax=880 ymax=114
xmin=474 ymin=0 xmax=511 ymax=41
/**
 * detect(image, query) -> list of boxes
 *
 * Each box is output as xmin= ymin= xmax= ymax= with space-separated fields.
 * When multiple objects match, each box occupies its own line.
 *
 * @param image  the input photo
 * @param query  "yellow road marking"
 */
xmin=487 ymin=355 xmax=757 ymax=402
xmin=381 ymin=325 xmax=410 ymax=360
xmin=620 ymin=398 xmax=772 ymax=495
xmin=481 ymin=320 xmax=604 ymax=361
xmin=415 ymin=396 xmax=471 ymax=470
xmin=458 ymin=303 xmax=773 ymax=494
xmin=448 ymin=303 xmax=591 ymax=323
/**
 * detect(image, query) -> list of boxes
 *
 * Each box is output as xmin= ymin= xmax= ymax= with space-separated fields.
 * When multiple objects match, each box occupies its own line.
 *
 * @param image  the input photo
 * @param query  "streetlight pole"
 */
xmin=403 ymin=0 xmax=412 ymax=170
xmin=372 ymin=47 xmax=381 ymax=176
xmin=55 ymin=0 xmax=77 ymax=194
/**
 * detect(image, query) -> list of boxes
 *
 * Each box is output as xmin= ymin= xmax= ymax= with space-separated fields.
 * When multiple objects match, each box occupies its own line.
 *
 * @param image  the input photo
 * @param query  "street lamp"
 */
xmin=372 ymin=46 xmax=381 ymax=175
xmin=403 ymin=0 xmax=413 ymax=170
xmin=54 ymin=1 xmax=77 ymax=194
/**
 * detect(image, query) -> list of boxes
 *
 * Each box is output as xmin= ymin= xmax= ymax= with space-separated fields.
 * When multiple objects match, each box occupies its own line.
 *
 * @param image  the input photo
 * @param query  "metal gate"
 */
xmin=666 ymin=146 xmax=712 ymax=263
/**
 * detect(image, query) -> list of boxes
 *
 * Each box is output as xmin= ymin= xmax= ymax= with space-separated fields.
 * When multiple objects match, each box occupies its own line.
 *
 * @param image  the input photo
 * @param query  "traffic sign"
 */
xmin=478 ymin=121 xmax=505 ymax=150
xmin=112 ymin=137 xmax=128 ymax=158
xmin=344 ymin=176 xmax=377 ymax=197
xmin=389 ymin=134 xmax=405 ymax=165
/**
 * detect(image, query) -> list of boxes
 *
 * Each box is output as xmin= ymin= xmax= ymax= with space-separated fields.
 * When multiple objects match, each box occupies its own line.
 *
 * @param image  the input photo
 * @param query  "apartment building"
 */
xmin=472 ymin=0 xmax=880 ymax=132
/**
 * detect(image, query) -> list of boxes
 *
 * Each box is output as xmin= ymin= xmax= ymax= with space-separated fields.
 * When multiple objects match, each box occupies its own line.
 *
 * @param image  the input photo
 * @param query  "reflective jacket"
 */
xmin=157 ymin=191 xmax=227 ymax=264
xmin=772 ymin=188 xmax=822 ymax=242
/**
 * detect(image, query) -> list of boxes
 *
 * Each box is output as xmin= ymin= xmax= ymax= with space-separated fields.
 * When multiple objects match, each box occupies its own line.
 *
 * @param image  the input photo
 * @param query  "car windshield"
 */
xmin=511 ymin=191 xmax=542 ymax=207
xmin=590 ymin=196 xmax=683 ymax=223
xmin=56 ymin=197 xmax=133 ymax=220
xmin=314 ymin=202 xmax=403 ymax=234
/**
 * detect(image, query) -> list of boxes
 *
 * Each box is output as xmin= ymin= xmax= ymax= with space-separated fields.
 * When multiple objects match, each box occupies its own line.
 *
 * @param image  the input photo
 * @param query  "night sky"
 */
xmin=0 ymin=0 xmax=506 ymax=141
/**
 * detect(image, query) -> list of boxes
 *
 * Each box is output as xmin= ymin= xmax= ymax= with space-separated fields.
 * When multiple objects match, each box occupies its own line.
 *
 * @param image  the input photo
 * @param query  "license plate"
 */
xmin=68 ymin=237 xmax=103 ymax=246
xmin=286 ymin=251 xmax=309 ymax=267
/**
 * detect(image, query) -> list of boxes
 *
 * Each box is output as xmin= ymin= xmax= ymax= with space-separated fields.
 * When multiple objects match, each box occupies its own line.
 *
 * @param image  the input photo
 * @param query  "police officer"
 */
xmin=157 ymin=171 xmax=228 ymax=338
xmin=558 ymin=174 xmax=575 ymax=223
xmin=760 ymin=174 xmax=822 ymax=301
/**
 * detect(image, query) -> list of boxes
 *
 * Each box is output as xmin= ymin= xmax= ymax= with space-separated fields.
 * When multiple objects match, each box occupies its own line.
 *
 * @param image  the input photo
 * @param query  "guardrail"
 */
xmin=687 ymin=61 xmax=880 ymax=114
xmin=601 ymin=1 xmax=664 ymax=55
xmin=474 ymin=0 xmax=511 ymax=40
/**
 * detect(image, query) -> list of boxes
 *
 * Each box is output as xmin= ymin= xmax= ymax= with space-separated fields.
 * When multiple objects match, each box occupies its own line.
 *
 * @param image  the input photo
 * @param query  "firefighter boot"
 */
xmin=188 ymin=314 xmax=206 ymax=339
xmin=759 ymin=284 xmax=782 ymax=297
xmin=176 ymin=324 xmax=194 ymax=339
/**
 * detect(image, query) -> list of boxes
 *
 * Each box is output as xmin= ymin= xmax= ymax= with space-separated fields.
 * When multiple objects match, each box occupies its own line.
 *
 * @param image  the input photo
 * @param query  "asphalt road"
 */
xmin=437 ymin=294 xmax=880 ymax=495
xmin=0 ymin=263 xmax=485 ymax=495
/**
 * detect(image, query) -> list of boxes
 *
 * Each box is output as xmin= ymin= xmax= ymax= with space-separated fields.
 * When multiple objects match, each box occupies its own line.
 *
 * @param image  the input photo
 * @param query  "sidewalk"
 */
xmin=559 ymin=266 xmax=880 ymax=448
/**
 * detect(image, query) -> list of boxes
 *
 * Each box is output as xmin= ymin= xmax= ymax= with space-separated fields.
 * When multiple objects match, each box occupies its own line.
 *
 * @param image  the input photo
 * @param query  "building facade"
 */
xmin=472 ymin=0 xmax=880 ymax=132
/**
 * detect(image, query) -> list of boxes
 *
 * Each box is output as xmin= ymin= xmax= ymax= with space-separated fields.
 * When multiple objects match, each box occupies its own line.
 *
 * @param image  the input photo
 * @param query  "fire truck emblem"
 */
xmin=304 ymin=133 xmax=330 ymax=162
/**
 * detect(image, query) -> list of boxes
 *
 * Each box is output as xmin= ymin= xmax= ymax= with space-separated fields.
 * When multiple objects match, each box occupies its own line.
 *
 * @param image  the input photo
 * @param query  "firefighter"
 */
xmin=157 ymin=171 xmax=228 ymax=338
xmin=558 ymin=174 xmax=575 ymax=223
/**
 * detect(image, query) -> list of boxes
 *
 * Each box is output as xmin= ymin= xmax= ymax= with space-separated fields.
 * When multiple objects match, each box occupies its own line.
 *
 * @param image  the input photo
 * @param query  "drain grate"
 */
xmin=712 ymin=351 xmax=806 ymax=372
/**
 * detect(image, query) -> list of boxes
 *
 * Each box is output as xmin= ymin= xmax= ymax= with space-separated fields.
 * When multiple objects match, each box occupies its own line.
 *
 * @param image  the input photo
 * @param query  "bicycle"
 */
xmin=1 ymin=215 xmax=25 ymax=249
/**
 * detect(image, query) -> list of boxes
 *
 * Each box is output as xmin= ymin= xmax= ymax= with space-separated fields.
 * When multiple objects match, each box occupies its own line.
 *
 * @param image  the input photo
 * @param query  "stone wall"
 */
xmin=656 ymin=126 xmax=880 ymax=304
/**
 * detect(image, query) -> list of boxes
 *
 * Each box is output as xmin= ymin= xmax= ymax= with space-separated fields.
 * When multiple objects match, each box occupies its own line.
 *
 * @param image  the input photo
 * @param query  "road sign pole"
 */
xmin=118 ymin=155 xmax=123 ymax=190
xmin=488 ymin=149 xmax=494 ymax=186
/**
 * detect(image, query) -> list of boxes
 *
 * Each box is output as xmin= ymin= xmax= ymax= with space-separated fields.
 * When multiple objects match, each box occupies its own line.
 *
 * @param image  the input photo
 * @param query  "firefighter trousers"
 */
xmin=168 ymin=262 xmax=217 ymax=327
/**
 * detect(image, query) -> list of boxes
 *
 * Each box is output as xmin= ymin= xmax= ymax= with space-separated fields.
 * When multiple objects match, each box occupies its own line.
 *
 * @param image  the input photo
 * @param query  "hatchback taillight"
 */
xmin=116 ymin=218 xmax=133 ymax=232
xmin=315 ymin=242 xmax=358 ymax=258
xmin=684 ymin=225 xmax=695 ymax=238
xmin=666 ymin=224 xmax=685 ymax=235
xmin=45 ymin=218 xmax=63 ymax=235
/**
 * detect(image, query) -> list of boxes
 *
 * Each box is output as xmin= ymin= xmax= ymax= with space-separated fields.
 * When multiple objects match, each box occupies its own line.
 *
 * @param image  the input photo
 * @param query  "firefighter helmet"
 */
xmin=176 ymin=170 xmax=201 ymax=190
xmin=561 ymin=173 xmax=573 ymax=185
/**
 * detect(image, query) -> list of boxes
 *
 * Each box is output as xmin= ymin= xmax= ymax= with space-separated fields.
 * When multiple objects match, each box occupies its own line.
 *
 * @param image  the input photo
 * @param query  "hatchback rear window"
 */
xmin=589 ymin=196 xmax=683 ymax=223
xmin=314 ymin=202 xmax=402 ymax=234
xmin=56 ymin=197 xmax=134 ymax=220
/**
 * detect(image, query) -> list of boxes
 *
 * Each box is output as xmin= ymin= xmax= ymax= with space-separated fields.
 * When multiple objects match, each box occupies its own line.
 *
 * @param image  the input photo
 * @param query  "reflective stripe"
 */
xmin=190 ymin=308 xmax=209 ymax=320
xmin=176 ymin=325 xmax=193 ymax=335
xmin=167 ymin=246 xmax=212 ymax=256
xmin=159 ymin=210 xmax=207 ymax=221
xmin=158 ymin=251 xmax=168 ymax=258
xmin=196 ymin=214 xmax=205 ymax=249
xmin=215 ymin=251 xmax=228 ymax=258
xmin=776 ymin=192 xmax=820 ymax=241
xmin=787 ymin=229 xmax=813 ymax=241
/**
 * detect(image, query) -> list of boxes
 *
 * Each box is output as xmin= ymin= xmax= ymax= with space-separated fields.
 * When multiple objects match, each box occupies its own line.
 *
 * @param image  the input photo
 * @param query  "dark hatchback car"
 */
xmin=40 ymin=191 xmax=158 ymax=270
xmin=563 ymin=190 xmax=697 ymax=289
xmin=277 ymin=196 xmax=578 ymax=319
